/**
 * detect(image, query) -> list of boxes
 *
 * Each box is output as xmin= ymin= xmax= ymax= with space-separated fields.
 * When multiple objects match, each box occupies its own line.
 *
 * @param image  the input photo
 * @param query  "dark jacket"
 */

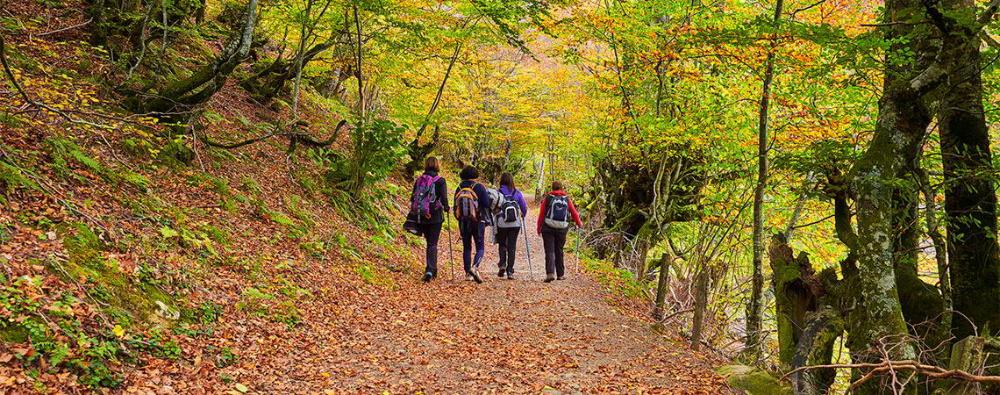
xmin=537 ymin=190 xmax=583 ymax=234
xmin=411 ymin=170 xmax=449 ymax=224
xmin=455 ymin=179 xmax=491 ymax=223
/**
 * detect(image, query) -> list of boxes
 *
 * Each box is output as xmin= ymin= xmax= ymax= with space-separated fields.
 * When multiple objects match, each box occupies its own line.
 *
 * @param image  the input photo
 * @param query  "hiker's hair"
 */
xmin=552 ymin=181 xmax=564 ymax=191
xmin=424 ymin=156 xmax=440 ymax=172
xmin=500 ymin=173 xmax=516 ymax=191
xmin=460 ymin=166 xmax=480 ymax=180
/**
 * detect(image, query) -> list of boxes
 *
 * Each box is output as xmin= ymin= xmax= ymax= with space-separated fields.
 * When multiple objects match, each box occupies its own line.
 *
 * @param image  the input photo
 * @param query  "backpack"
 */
xmin=544 ymin=194 xmax=571 ymax=229
xmin=410 ymin=175 xmax=441 ymax=221
xmin=496 ymin=191 xmax=521 ymax=229
xmin=454 ymin=183 xmax=480 ymax=222
xmin=486 ymin=188 xmax=505 ymax=214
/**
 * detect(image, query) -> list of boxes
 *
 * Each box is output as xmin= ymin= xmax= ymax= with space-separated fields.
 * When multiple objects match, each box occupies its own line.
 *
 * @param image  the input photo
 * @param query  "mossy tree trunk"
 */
xmin=844 ymin=0 xmax=944 ymax=388
xmin=129 ymin=0 xmax=259 ymax=117
xmin=241 ymin=37 xmax=340 ymax=102
xmin=934 ymin=0 xmax=1000 ymax=339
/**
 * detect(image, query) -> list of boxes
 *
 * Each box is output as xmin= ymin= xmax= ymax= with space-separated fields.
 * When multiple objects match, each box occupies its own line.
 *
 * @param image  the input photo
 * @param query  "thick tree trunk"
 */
xmin=845 ymin=0 xmax=938 ymax=387
xmin=936 ymin=0 xmax=1000 ymax=339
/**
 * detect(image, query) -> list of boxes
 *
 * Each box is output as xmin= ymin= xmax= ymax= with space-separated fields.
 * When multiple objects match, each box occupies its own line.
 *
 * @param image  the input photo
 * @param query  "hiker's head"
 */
xmin=500 ymin=173 xmax=515 ymax=190
xmin=424 ymin=156 xmax=440 ymax=172
xmin=552 ymin=181 xmax=564 ymax=191
xmin=460 ymin=166 xmax=480 ymax=180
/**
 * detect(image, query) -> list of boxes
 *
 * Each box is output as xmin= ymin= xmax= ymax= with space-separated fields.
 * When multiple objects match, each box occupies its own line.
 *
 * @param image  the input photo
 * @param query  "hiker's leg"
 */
xmin=472 ymin=222 xmax=485 ymax=269
xmin=507 ymin=227 xmax=520 ymax=275
xmin=542 ymin=232 xmax=556 ymax=276
xmin=497 ymin=228 xmax=509 ymax=270
xmin=460 ymin=221 xmax=473 ymax=274
xmin=554 ymin=231 xmax=568 ymax=278
xmin=423 ymin=223 xmax=442 ymax=276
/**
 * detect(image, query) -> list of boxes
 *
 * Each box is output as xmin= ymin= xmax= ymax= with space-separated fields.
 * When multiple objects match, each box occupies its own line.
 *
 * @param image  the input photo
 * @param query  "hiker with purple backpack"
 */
xmin=494 ymin=173 xmax=528 ymax=279
xmin=409 ymin=157 xmax=450 ymax=282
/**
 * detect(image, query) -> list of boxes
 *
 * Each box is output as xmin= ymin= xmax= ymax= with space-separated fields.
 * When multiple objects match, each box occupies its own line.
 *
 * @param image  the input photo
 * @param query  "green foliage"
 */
xmin=0 ymin=273 xmax=186 ymax=388
xmin=0 ymin=153 xmax=41 ymax=204
xmin=581 ymin=255 xmax=644 ymax=299
xmin=316 ymin=120 xmax=407 ymax=194
xmin=355 ymin=263 xmax=395 ymax=289
xmin=45 ymin=137 xmax=149 ymax=191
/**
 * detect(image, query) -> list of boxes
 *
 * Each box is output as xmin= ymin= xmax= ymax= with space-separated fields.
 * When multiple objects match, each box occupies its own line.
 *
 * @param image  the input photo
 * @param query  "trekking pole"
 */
xmin=519 ymin=210 xmax=533 ymax=280
xmin=447 ymin=214 xmax=456 ymax=281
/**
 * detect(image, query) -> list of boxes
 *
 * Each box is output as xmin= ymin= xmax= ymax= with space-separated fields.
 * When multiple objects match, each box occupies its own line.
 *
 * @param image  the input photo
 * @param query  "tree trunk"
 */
xmin=845 ymin=0 xmax=939 ymax=388
xmin=937 ymin=0 xmax=1000 ymax=339
xmin=691 ymin=267 xmax=710 ymax=351
xmin=195 ymin=0 xmax=207 ymax=23
xmin=746 ymin=0 xmax=783 ymax=362
xmin=653 ymin=252 xmax=672 ymax=320
xmin=131 ymin=0 xmax=259 ymax=116
xmin=404 ymin=40 xmax=463 ymax=176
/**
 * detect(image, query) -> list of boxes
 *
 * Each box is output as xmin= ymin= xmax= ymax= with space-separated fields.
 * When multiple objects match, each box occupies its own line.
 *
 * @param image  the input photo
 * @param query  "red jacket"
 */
xmin=537 ymin=190 xmax=583 ymax=234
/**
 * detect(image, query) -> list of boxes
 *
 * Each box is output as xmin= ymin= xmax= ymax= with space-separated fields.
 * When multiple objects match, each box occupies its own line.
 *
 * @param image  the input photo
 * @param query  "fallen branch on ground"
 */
xmin=781 ymin=360 xmax=1000 ymax=391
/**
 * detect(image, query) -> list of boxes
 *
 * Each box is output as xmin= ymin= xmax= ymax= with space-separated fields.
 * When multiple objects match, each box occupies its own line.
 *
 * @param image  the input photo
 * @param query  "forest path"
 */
xmin=218 ymin=208 xmax=729 ymax=393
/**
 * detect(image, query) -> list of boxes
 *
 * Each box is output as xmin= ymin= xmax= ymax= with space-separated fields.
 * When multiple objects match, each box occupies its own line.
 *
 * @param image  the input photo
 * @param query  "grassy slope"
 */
xmin=1 ymin=2 xmax=423 ymax=392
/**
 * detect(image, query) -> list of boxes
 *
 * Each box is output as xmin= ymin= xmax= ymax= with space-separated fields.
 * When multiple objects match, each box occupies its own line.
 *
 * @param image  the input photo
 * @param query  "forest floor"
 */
xmin=121 ymin=211 xmax=730 ymax=394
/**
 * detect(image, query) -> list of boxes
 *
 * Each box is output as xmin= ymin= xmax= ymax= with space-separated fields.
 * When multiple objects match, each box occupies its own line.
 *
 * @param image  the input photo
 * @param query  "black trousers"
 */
xmin=459 ymin=220 xmax=485 ymax=274
xmin=542 ymin=229 xmax=568 ymax=277
xmin=497 ymin=227 xmax=520 ymax=275
xmin=417 ymin=222 xmax=442 ymax=276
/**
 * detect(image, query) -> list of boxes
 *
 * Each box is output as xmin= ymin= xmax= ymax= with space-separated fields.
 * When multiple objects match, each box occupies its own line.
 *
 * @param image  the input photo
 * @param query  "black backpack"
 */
xmin=496 ymin=192 xmax=521 ymax=229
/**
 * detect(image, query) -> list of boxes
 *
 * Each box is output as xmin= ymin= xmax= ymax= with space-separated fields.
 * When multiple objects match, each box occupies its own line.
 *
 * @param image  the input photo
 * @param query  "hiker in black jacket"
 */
xmin=410 ymin=157 xmax=449 ymax=282
xmin=453 ymin=165 xmax=491 ymax=283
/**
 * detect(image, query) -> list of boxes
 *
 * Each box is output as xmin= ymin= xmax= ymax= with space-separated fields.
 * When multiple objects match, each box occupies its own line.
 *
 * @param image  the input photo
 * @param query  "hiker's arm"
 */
xmin=438 ymin=178 xmax=449 ymax=211
xmin=517 ymin=192 xmax=528 ymax=216
xmin=568 ymin=198 xmax=583 ymax=227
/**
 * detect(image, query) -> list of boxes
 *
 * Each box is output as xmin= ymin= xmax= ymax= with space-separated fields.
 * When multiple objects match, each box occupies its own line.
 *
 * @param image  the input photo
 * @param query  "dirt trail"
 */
xmin=209 ymin=209 xmax=727 ymax=393
xmin=114 ymin=210 xmax=728 ymax=394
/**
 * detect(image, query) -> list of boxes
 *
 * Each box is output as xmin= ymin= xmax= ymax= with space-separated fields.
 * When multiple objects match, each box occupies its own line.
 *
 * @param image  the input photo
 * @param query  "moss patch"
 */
xmin=52 ymin=222 xmax=178 ymax=327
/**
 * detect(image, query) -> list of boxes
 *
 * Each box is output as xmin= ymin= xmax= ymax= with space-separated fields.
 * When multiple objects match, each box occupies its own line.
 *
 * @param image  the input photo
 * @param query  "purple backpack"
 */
xmin=411 ymin=175 xmax=442 ymax=221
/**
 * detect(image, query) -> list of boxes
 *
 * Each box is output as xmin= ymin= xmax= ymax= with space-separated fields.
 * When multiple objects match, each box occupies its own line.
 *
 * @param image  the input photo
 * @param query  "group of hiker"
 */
xmin=406 ymin=157 xmax=583 ymax=283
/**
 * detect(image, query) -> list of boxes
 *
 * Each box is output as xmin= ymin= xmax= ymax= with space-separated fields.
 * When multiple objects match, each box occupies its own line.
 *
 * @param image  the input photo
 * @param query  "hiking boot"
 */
xmin=506 ymin=273 xmax=515 ymax=280
xmin=498 ymin=268 xmax=506 ymax=278
xmin=557 ymin=276 xmax=566 ymax=281
xmin=422 ymin=272 xmax=433 ymax=282
xmin=466 ymin=274 xmax=475 ymax=281
xmin=471 ymin=269 xmax=484 ymax=284
xmin=544 ymin=274 xmax=555 ymax=283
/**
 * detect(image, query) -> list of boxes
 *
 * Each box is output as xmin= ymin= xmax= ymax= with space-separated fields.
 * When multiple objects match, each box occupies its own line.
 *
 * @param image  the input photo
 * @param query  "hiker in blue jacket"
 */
xmin=410 ymin=157 xmax=449 ymax=282
xmin=494 ymin=173 xmax=528 ymax=279
xmin=453 ymin=165 xmax=491 ymax=283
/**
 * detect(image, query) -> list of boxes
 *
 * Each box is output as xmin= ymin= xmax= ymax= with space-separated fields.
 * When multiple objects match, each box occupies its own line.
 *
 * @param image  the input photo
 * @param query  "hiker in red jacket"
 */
xmin=537 ymin=181 xmax=583 ymax=282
